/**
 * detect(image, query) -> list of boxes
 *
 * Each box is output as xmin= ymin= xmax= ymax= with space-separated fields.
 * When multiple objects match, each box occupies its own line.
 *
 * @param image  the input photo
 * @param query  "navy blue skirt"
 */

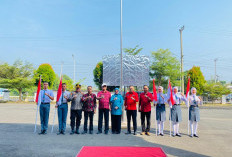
xmin=189 ymin=105 xmax=200 ymax=122
xmin=156 ymin=104 xmax=166 ymax=121
xmin=170 ymin=105 xmax=182 ymax=122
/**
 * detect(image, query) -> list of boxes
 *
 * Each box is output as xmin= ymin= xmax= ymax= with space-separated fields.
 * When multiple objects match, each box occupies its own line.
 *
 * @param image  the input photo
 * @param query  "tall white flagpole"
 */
xmin=51 ymin=62 xmax=63 ymax=133
xmin=34 ymin=104 xmax=39 ymax=133
xmin=34 ymin=75 xmax=41 ymax=133
xmin=155 ymin=105 xmax=157 ymax=136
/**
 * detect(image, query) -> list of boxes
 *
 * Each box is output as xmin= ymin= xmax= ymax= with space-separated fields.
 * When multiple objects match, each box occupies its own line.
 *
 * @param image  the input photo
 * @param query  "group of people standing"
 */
xmin=37 ymin=82 xmax=202 ymax=138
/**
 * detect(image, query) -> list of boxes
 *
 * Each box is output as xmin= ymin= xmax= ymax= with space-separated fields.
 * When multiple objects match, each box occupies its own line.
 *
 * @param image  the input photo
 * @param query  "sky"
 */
xmin=0 ymin=0 xmax=232 ymax=87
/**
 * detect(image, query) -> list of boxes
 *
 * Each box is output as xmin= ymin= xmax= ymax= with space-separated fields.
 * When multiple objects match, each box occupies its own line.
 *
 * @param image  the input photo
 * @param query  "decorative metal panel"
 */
xmin=103 ymin=55 xmax=150 ymax=86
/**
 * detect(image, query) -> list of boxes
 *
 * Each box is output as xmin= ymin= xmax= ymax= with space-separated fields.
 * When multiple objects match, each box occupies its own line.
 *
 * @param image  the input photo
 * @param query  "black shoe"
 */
xmin=116 ymin=132 xmax=120 ymax=134
xmin=38 ymin=130 xmax=45 ymax=135
xmin=105 ymin=131 xmax=108 ymax=135
xmin=57 ymin=131 xmax=62 ymax=135
xmin=76 ymin=129 xmax=80 ymax=134
xmin=112 ymin=131 xmax=116 ymax=134
xmin=89 ymin=130 xmax=93 ymax=134
xmin=62 ymin=131 xmax=65 ymax=135
xmin=82 ymin=131 xmax=87 ymax=134
xmin=190 ymin=135 xmax=193 ymax=138
xmin=125 ymin=131 xmax=131 ymax=135
xmin=194 ymin=134 xmax=199 ymax=138
xmin=133 ymin=132 xmax=137 ymax=135
xmin=176 ymin=133 xmax=182 ymax=137
xmin=97 ymin=131 xmax=102 ymax=134
xmin=160 ymin=133 xmax=164 ymax=136
xmin=70 ymin=130 xmax=75 ymax=135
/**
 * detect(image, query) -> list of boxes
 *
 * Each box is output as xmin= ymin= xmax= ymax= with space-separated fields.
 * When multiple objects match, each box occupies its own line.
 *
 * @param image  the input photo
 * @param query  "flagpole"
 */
xmin=51 ymin=63 xmax=63 ymax=133
xmin=155 ymin=105 xmax=157 ymax=136
xmin=187 ymin=76 xmax=190 ymax=135
xmin=34 ymin=75 xmax=41 ymax=133
xmin=168 ymin=79 xmax=172 ymax=137
xmin=34 ymin=104 xmax=39 ymax=133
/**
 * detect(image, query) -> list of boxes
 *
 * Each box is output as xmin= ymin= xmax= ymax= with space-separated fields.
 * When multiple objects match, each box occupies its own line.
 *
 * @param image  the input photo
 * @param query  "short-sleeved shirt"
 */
xmin=97 ymin=90 xmax=111 ymax=109
xmin=40 ymin=89 xmax=54 ymax=103
xmin=82 ymin=93 xmax=97 ymax=112
xmin=139 ymin=92 xmax=153 ymax=112
xmin=60 ymin=90 xmax=70 ymax=104
xmin=124 ymin=92 xmax=139 ymax=110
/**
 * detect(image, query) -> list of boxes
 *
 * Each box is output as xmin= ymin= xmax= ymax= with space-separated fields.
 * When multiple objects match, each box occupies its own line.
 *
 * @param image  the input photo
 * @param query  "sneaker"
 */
xmin=176 ymin=133 xmax=181 ymax=137
xmin=125 ymin=131 xmax=131 ymax=135
xmin=146 ymin=132 xmax=150 ymax=136
xmin=140 ymin=132 xmax=145 ymax=135
xmin=38 ymin=130 xmax=45 ymax=135
xmin=70 ymin=130 xmax=75 ymax=135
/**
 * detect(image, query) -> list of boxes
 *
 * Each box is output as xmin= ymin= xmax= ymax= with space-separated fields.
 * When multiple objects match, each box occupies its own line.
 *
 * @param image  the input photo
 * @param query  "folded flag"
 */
xmin=56 ymin=77 xmax=63 ymax=106
xmin=153 ymin=79 xmax=157 ymax=101
xmin=167 ymin=80 xmax=175 ymax=105
xmin=36 ymin=76 xmax=41 ymax=106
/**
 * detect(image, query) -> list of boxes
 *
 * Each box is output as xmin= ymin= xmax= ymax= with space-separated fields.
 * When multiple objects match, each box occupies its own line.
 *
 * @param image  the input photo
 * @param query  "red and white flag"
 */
xmin=167 ymin=80 xmax=175 ymax=106
xmin=56 ymin=77 xmax=63 ymax=106
xmin=36 ymin=76 xmax=41 ymax=106
xmin=153 ymin=79 xmax=157 ymax=101
xmin=186 ymin=77 xmax=191 ymax=105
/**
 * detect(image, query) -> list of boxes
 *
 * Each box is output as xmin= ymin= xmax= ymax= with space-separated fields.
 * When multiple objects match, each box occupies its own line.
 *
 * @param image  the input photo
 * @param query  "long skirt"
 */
xmin=156 ymin=104 xmax=166 ymax=121
xmin=189 ymin=105 xmax=200 ymax=122
xmin=170 ymin=105 xmax=182 ymax=122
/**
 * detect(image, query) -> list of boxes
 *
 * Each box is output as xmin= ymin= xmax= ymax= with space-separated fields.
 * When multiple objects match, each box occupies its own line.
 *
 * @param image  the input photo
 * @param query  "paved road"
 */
xmin=0 ymin=103 xmax=232 ymax=157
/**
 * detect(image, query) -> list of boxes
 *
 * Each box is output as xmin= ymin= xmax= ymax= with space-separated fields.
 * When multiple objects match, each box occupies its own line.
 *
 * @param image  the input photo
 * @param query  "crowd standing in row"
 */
xmin=37 ymin=82 xmax=202 ymax=138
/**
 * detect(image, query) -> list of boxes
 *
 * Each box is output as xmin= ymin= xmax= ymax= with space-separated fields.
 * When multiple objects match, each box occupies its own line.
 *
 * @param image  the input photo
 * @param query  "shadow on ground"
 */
xmin=0 ymin=123 xmax=210 ymax=157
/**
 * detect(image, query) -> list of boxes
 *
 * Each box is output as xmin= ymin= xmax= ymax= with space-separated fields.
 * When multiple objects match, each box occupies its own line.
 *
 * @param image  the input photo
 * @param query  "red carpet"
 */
xmin=77 ymin=146 xmax=167 ymax=157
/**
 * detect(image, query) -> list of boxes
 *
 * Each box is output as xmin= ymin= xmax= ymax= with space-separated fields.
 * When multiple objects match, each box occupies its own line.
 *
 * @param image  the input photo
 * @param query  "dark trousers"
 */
xmin=126 ymin=110 xmax=137 ymax=132
xmin=98 ymin=108 xmax=109 ymax=132
xmin=141 ymin=111 xmax=151 ymax=132
xmin=70 ymin=109 xmax=82 ymax=130
xmin=39 ymin=104 xmax=50 ymax=132
xmin=84 ymin=111 xmax=94 ymax=132
xmin=111 ymin=115 xmax=121 ymax=133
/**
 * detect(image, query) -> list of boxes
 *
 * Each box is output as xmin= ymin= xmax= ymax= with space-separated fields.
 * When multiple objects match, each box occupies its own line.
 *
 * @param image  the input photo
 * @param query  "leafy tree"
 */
xmin=93 ymin=62 xmax=119 ymax=91
xmin=34 ymin=63 xmax=56 ymax=88
xmin=150 ymin=49 xmax=181 ymax=88
xmin=0 ymin=60 xmax=34 ymax=100
xmin=186 ymin=66 xmax=206 ymax=95
xmin=124 ymin=45 xmax=143 ymax=55
xmin=53 ymin=74 xmax=74 ymax=91
xmin=203 ymin=83 xmax=231 ymax=103
xmin=93 ymin=62 xmax=103 ymax=90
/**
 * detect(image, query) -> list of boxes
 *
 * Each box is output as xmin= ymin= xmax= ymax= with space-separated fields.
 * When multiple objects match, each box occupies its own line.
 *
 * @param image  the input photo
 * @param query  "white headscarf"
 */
xmin=191 ymin=87 xmax=197 ymax=94
xmin=158 ymin=86 xmax=163 ymax=93
xmin=173 ymin=86 xmax=178 ymax=92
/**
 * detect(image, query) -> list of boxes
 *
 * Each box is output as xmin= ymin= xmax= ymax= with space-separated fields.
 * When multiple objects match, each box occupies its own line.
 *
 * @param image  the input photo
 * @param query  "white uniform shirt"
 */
xmin=189 ymin=94 xmax=202 ymax=106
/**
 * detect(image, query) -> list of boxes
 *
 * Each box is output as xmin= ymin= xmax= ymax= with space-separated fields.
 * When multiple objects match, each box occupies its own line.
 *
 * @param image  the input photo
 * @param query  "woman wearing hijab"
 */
xmin=188 ymin=87 xmax=202 ymax=138
xmin=169 ymin=86 xmax=186 ymax=137
xmin=110 ymin=88 xmax=123 ymax=134
xmin=153 ymin=86 xmax=167 ymax=136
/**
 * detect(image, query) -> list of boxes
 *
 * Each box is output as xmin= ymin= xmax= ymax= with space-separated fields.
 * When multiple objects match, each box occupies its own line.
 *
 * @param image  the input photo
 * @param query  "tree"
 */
xmin=0 ymin=60 xmax=34 ymax=100
xmin=53 ymin=74 xmax=74 ymax=91
xmin=150 ymin=49 xmax=181 ymax=88
xmin=186 ymin=66 xmax=206 ymax=95
xmin=34 ymin=64 xmax=56 ymax=88
xmin=203 ymin=83 xmax=231 ymax=103
xmin=93 ymin=62 xmax=119 ymax=91
xmin=93 ymin=62 xmax=103 ymax=90
xmin=124 ymin=45 xmax=143 ymax=55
